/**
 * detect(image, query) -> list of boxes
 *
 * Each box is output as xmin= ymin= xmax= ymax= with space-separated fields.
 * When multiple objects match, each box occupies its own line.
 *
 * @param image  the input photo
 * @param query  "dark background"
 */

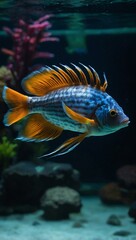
xmin=0 ymin=1 xmax=136 ymax=182
xmin=47 ymin=33 xmax=136 ymax=182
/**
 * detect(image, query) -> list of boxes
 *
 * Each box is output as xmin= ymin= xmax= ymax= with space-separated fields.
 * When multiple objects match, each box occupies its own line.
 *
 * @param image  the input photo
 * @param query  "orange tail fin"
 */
xmin=2 ymin=86 xmax=29 ymax=126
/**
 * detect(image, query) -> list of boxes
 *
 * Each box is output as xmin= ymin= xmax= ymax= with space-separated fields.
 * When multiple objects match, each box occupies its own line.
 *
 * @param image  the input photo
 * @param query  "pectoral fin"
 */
xmin=62 ymin=102 xmax=96 ymax=126
xmin=39 ymin=132 xmax=88 ymax=158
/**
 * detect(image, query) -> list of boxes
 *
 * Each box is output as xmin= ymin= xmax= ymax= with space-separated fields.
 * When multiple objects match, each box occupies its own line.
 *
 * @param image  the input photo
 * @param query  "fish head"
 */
xmin=95 ymin=97 xmax=130 ymax=134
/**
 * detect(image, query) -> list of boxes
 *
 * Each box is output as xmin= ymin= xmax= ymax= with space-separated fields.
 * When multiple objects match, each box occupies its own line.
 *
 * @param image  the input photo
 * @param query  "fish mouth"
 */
xmin=121 ymin=118 xmax=130 ymax=127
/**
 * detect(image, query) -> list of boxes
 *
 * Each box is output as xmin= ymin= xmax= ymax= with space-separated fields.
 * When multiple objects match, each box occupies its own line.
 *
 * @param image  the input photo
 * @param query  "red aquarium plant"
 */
xmin=1 ymin=15 xmax=59 ymax=90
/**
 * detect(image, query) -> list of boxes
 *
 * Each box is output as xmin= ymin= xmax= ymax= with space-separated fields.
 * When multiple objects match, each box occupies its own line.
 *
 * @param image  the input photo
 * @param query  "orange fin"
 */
xmin=62 ymin=102 xmax=96 ymax=126
xmin=21 ymin=64 xmax=107 ymax=96
xmin=2 ymin=86 xmax=29 ymax=126
xmin=39 ymin=132 xmax=88 ymax=158
xmin=17 ymin=113 xmax=63 ymax=142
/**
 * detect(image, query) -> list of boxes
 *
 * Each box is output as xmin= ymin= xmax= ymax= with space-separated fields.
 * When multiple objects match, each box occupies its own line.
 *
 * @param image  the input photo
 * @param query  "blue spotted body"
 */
xmin=2 ymin=64 xmax=130 ymax=157
xmin=28 ymin=85 xmax=126 ymax=136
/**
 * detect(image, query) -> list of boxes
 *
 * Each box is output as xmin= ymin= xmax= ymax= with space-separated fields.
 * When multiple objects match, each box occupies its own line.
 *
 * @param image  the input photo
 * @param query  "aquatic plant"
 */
xmin=1 ymin=15 xmax=59 ymax=90
xmin=0 ymin=66 xmax=14 ymax=127
xmin=0 ymin=136 xmax=17 ymax=170
xmin=0 ymin=66 xmax=14 ymax=96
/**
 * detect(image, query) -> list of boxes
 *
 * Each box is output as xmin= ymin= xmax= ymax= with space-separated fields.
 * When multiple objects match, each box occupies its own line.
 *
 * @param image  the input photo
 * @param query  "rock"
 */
xmin=120 ymin=188 xmax=136 ymax=204
xmin=0 ymin=161 xmax=80 ymax=214
xmin=113 ymin=230 xmax=131 ymax=236
xmin=41 ymin=186 xmax=82 ymax=220
xmin=0 ymin=204 xmax=37 ymax=215
xmin=13 ymin=204 xmax=37 ymax=214
xmin=116 ymin=165 xmax=136 ymax=203
xmin=0 ymin=205 xmax=14 ymax=215
xmin=99 ymin=182 xmax=136 ymax=205
xmin=2 ymin=161 xmax=41 ymax=206
xmin=72 ymin=217 xmax=88 ymax=228
xmin=38 ymin=162 xmax=80 ymax=191
xmin=99 ymin=182 xmax=123 ymax=204
xmin=32 ymin=221 xmax=41 ymax=226
xmin=0 ymin=182 xmax=4 ymax=204
xmin=128 ymin=202 xmax=136 ymax=221
xmin=72 ymin=221 xmax=84 ymax=228
xmin=107 ymin=214 xmax=121 ymax=226
xmin=116 ymin=165 xmax=136 ymax=188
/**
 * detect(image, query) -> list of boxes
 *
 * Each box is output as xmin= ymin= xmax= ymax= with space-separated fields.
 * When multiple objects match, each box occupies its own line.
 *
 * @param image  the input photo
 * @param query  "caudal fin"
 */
xmin=2 ymin=86 xmax=29 ymax=126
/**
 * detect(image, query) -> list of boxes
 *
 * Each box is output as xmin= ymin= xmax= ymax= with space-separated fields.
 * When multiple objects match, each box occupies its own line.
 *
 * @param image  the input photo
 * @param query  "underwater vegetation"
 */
xmin=1 ymin=14 xmax=59 ymax=90
xmin=0 ymin=14 xmax=59 ymax=164
xmin=0 ymin=65 xmax=13 ymax=98
xmin=0 ymin=136 xmax=17 ymax=171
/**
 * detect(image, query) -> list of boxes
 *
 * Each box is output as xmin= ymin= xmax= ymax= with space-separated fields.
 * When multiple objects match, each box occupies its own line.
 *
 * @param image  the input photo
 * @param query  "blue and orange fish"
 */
xmin=2 ymin=64 xmax=130 ymax=157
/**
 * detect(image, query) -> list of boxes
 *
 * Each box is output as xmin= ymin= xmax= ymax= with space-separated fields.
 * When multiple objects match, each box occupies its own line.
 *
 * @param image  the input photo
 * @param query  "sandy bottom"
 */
xmin=0 ymin=197 xmax=136 ymax=240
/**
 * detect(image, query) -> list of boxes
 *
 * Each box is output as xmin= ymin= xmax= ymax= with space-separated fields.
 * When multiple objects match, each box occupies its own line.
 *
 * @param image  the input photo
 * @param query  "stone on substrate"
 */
xmin=99 ymin=182 xmax=136 ymax=205
xmin=0 ymin=161 xmax=80 ymax=212
xmin=107 ymin=214 xmax=122 ymax=226
xmin=116 ymin=165 xmax=136 ymax=189
xmin=41 ymin=186 xmax=82 ymax=220
xmin=128 ymin=201 xmax=136 ymax=221
xmin=99 ymin=182 xmax=123 ymax=204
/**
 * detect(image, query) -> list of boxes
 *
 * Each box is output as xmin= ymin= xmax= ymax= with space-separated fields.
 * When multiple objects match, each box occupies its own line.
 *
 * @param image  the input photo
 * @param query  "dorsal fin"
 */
xmin=21 ymin=64 xmax=108 ymax=96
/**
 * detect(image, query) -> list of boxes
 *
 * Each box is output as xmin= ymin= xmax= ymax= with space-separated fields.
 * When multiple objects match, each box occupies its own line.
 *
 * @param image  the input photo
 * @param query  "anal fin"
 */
xmin=17 ymin=113 xmax=63 ymax=142
xmin=39 ymin=131 xmax=88 ymax=158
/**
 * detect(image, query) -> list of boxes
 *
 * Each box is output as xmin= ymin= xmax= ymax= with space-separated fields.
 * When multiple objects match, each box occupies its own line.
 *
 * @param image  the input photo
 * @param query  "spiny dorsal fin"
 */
xmin=22 ymin=64 xmax=108 ymax=96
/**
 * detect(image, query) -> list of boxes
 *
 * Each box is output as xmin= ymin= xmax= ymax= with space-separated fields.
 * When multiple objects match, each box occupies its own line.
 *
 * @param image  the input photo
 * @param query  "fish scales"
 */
xmin=2 ymin=64 xmax=129 ymax=157
xmin=28 ymin=86 xmax=104 ymax=132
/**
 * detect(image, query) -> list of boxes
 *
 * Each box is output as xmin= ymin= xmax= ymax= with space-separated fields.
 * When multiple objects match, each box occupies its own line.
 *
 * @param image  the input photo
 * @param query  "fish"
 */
xmin=2 ymin=63 xmax=130 ymax=157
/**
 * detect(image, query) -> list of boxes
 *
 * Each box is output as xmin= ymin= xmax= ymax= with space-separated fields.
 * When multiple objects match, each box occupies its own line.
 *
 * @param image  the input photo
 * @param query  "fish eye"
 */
xmin=110 ymin=109 xmax=118 ymax=117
